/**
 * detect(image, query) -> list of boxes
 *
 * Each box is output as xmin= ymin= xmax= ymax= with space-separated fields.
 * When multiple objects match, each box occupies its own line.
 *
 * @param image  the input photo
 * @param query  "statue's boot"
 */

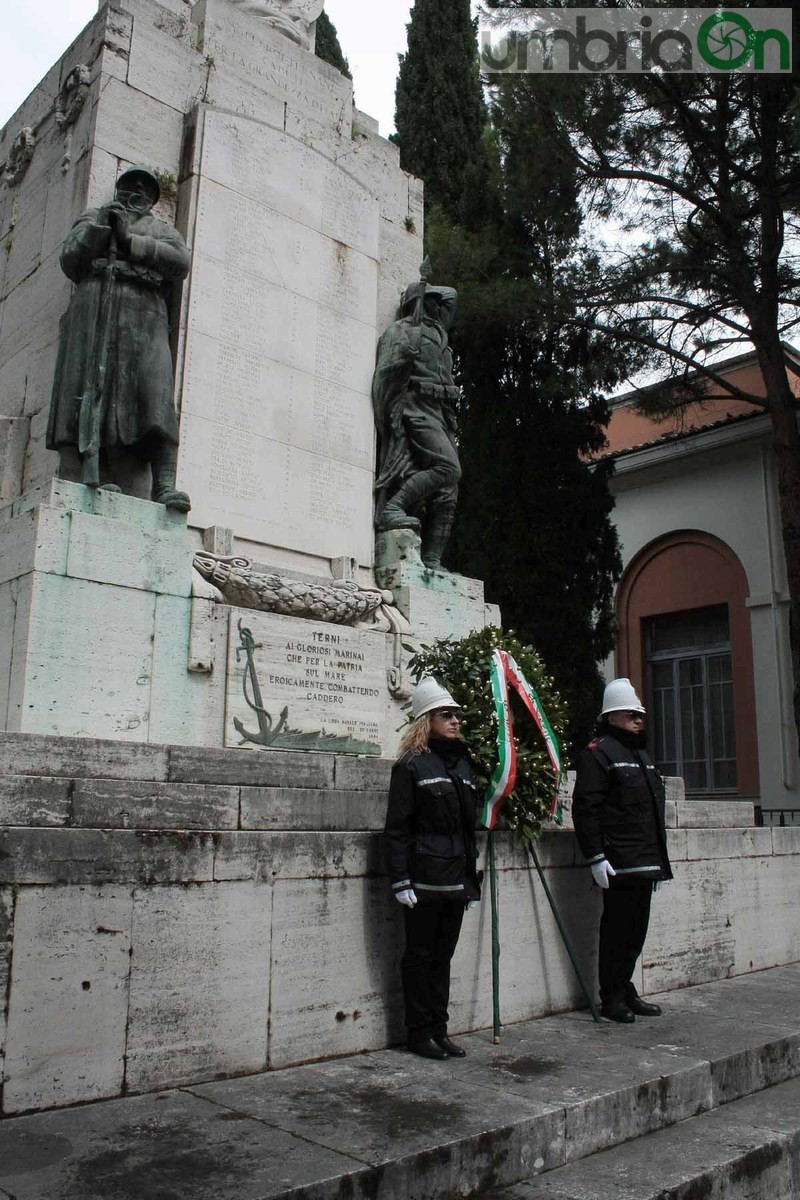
xmin=377 ymin=471 xmax=440 ymax=532
xmin=151 ymin=442 xmax=191 ymax=513
xmin=421 ymin=501 xmax=457 ymax=570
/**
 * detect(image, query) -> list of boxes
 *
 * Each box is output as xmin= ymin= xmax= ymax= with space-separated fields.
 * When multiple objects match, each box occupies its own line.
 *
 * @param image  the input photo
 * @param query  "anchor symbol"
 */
xmin=234 ymin=619 xmax=289 ymax=747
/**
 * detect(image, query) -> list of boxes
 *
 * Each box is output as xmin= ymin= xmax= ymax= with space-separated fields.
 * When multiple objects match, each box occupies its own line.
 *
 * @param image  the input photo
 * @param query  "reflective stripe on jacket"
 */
xmin=572 ymin=734 xmax=673 ymax=881
xmin=384 ymin=746 xmax=480 ymax=901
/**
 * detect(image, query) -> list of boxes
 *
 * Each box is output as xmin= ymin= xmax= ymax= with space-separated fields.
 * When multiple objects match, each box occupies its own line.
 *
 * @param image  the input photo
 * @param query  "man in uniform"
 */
xmin=572 ymin=678 xmax=673 ymax=1023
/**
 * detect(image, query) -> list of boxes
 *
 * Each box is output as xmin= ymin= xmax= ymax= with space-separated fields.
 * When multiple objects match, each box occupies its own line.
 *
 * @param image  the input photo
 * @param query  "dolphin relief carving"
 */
xmin=227 ymin=0 xmax=324 ymax=49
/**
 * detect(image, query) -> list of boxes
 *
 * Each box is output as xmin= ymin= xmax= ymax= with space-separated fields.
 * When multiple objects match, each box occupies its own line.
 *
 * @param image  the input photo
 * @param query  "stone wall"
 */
xmin=1 ymin=732 xmax=798 ymax=1116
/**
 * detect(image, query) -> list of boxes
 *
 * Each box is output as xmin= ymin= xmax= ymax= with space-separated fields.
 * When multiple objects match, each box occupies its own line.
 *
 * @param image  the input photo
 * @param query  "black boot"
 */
xmin=408 ymin=1036 xmax=449 ymax=1060
xmin=625 ymin=984 xmax=662 ymax=1016
xmin=601 ymin=996 xmax=636 ymax=1023
xmin=151 ymin=442 xmax=191 ymax=512
xmin=434 ymin=1035 xmax=466 ymax=1057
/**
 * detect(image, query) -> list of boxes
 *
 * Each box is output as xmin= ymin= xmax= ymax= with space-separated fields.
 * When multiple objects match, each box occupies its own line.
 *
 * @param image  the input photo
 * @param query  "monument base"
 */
xmin=375 ymin=528 xmax=500 ymax=643
xmin=0 ymin=479 xmax=215 ymax=744
xmin=0 ymin=482 xmax=406 ymax=754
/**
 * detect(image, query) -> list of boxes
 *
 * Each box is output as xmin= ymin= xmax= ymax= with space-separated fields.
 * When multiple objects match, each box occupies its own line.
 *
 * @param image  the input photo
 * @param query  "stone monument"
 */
xmin=0 ymin=0 xmax=497 ymax=754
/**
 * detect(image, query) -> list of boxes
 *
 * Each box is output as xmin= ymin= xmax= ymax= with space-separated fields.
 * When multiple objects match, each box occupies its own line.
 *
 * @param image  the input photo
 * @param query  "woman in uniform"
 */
xmin=384 ymin=677 xmax=482 ymax=1059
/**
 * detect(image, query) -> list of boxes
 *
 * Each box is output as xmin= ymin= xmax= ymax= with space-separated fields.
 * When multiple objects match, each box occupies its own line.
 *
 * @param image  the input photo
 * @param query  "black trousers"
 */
xmin=598 ymin=879 xmax=654 ymax=1006
xmin=401 ymin=901 xmax=464 ymax=1043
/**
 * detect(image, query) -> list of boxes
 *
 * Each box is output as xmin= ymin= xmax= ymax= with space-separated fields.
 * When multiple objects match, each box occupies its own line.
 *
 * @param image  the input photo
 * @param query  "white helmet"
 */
xmin=411 ymin=677 xmax=459 ymax=719
xmin=600 ymin=677 xmax=645 ymax=718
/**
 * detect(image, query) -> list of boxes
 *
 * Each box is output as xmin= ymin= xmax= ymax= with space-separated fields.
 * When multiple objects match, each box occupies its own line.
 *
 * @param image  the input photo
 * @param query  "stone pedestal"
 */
xmin=0 ymin=479 xmax=219 ymax=744
xmin=0 ymin=741 xmax=794 ymax=1117
xmin=0 ymin=482 xmax=405 ymax=754
xmin=375 ymin=529 xmax=500 ymax=643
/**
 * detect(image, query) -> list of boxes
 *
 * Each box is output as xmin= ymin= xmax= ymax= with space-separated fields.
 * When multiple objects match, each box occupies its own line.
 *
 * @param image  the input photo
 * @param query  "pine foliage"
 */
xmin=477 ymin=4 xmax=800 ymax=747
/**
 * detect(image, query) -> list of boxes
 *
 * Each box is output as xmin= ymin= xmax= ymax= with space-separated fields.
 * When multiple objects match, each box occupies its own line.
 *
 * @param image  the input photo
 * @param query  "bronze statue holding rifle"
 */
xmin=372 ymin=258 xmax=462 ymax=570
xmin=47 ymin=164 xmax=191 ymax=511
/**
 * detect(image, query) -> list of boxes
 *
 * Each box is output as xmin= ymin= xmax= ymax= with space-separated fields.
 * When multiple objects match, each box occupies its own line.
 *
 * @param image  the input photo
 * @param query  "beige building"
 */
xmin=599 ymin=348 xmax=800 ymax=819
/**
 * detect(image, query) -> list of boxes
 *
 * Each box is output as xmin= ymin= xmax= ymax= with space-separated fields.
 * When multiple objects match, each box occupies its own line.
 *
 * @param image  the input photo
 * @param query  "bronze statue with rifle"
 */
xmin=371 ymin=258 xmax=462 ymax=570
xmin=48 ymin=164 xmax=191 ymax=511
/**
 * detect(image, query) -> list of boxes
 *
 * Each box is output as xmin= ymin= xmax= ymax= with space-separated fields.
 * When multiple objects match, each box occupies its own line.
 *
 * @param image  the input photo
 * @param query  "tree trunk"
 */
xmin=759 ymin=342 xmax=800 ymax=755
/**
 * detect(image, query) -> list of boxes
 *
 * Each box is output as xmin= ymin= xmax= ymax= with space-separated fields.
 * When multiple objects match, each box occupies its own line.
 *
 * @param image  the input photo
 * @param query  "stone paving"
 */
xmin=2 ymin=964 xmax=800 ymax=1199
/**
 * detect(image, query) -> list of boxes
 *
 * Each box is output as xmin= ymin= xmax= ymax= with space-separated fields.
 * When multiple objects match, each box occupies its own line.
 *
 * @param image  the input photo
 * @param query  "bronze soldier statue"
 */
xmin=372 ymin=263 xmax=461 ymax=570
xmin=47 ymin=164 xmax=191 ymax=511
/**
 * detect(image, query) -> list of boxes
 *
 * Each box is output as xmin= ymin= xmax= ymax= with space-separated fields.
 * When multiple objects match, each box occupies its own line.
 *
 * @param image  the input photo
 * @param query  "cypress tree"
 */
xmin=394 ymin=9 xmax=627 ymax=752
xmin=448 ymin=75 xmax=626 ymax=749
xmin=394 ymin=0 xmax=487 ymax=222
xmin=314 ymin=11 xmax=351 ymax=79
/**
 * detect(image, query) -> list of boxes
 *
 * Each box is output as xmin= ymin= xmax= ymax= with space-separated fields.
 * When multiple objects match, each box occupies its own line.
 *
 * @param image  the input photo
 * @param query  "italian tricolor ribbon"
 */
xmin=481 ymin=648 xmax=563 ymax=829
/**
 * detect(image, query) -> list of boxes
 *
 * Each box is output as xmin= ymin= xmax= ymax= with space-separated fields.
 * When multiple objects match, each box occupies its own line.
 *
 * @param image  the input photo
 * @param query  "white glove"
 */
xmin=395 ymin=888 xmax=417 ymax=907
xmin=591 ymin=860 xmax=616 ymax=889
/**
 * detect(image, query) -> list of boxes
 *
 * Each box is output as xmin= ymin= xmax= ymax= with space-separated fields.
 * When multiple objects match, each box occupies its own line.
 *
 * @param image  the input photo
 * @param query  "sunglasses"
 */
xmin=622 ymin=711 xmax=646 ymax=721
xmin=434 ymin=709 xmax=463 ymax=721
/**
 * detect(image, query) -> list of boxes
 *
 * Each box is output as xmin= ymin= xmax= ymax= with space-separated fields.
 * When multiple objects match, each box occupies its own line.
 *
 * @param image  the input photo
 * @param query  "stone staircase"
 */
xmin=482 ymin=1081 xmax=800 ymax=1198
xmin=3 ymin=729 xmax=800 ymax=1197
xmin=1 ymin=965 xmax=800 ymax=1198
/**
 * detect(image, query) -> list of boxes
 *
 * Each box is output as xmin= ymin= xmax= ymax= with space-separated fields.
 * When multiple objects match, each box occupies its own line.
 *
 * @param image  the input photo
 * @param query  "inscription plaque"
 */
xmin=225 ymin=609 xmax=387 ymax=754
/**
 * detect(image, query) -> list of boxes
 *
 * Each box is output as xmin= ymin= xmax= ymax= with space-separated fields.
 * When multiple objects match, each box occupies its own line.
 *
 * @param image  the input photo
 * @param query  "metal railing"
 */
xmin=754 ymin=806 xmax=800 ymax=828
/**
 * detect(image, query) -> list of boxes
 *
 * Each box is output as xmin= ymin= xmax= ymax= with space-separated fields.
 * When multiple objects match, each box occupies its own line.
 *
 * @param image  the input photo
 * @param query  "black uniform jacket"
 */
xmin=572 ymin=730 xmax=673 ymax=881
xmin=384 ymin=738 xmax=481 ymax=903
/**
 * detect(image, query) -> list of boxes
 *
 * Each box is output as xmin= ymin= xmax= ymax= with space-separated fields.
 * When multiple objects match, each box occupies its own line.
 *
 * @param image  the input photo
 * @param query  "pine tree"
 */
xmin=479 ymin=2 xmax=800 ymax=748
xmin=314 ymin=11 xmax=351 ymax=79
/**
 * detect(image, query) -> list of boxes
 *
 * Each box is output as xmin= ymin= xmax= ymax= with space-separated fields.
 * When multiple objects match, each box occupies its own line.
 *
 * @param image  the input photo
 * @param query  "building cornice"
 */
xmin=610 ymin=410 xmax=772 ymax=477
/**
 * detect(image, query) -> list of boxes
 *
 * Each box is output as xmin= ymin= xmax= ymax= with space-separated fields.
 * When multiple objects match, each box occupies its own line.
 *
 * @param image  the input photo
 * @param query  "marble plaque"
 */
xmin=225 ymin=609 xmax=387 ymax=755
xmin=197 ymin=112 xmax=378 ymax=256
xmin=177 ymin=109 xmax=380 ymax=565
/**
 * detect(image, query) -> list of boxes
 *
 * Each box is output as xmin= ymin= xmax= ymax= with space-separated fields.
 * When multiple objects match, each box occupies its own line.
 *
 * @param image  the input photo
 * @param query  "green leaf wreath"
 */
xmin=408 ymin=626 xmax=569 ymax=842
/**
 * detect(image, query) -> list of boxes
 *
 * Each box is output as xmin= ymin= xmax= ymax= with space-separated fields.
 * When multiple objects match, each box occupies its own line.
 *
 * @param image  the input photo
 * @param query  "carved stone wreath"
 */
xmin=3 ymin=128 xmax=36 ymax=189
xmin=193 ymin=552 xmax=392 ymax=627
xmin=56 ymin=65 xmax=91 ymax=129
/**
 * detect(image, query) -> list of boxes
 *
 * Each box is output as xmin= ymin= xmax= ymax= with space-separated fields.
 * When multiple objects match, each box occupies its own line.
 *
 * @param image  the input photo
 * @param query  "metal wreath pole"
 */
xmin=488 ymin=830 xmax=502 ymax=1042
xmin=525 ymin=838 xmax=602 ymax=1024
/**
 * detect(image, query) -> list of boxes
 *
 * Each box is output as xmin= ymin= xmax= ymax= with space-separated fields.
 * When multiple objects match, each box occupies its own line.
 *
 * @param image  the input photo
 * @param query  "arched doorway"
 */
xmin=616 ymin=531 xmax=758 ymax=797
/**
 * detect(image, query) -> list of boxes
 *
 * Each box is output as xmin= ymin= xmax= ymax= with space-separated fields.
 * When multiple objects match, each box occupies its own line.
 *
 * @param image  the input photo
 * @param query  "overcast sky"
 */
xmin=0 ymin=1 xmax=415 ymax=136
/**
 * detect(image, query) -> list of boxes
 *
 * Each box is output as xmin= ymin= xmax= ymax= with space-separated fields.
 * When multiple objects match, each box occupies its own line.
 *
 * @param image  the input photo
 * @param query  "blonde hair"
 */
xmin=397 ymin=713 xmax=431 ymax=758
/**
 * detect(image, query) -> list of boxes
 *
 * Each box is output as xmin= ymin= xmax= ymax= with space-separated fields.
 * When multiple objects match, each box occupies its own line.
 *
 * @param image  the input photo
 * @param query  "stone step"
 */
xmin=0 ymin=775 xmax=388 ymax=830
xmin=1 ymin=966 xmax=800 ymax=1200
xmin=479 ymin=1075 xmax=800 ymax=1199
xmin=0 ymin=733 xmax=754 ymax=832
xmin=0 ymin=730 xmax=393 ymax=790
